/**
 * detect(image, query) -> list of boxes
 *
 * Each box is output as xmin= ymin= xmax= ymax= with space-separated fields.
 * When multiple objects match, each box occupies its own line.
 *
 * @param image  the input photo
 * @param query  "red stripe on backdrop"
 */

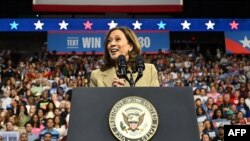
xmin=33 ymin=5 xmax=183 ymax=13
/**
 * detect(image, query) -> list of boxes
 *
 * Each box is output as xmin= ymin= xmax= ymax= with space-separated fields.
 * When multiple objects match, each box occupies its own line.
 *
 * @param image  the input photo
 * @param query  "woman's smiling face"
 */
xmin=107 ymin=29 xmax=133 ymax=61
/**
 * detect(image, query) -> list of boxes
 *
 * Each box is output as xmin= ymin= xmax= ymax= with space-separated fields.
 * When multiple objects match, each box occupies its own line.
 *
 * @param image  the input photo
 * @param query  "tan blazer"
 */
xmin=90 ymin=63 xmax=159 ymax=87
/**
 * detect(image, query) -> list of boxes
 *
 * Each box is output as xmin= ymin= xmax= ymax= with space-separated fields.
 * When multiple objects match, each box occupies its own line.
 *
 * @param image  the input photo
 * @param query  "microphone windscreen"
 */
xmin=118 ymin=55 xmax=126 ymax=62
xmin=118 ymin=55 xmax=127 ymax=68
xmin=135 ymin=55 xmax=145 ymax=70
xmin=117 ymin=55 xmax=127 ymax=78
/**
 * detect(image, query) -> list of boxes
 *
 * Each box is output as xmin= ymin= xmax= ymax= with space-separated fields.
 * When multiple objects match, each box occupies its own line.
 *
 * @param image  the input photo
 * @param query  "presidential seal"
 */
xmin=109 ymin=96 xmax=158 ymax=141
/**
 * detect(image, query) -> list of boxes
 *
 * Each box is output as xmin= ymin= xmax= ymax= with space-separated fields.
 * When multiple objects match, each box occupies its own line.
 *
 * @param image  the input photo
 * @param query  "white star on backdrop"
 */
xmin=239 ymin=36 xmax=250 ymax=48
xmin=181 ymin=20 xmax=191 ymax=30
xmin=108 ymin=20 xmax=118 ymax=29
xmin=34 ymin=20 xmax=44 ymax=30
xmin=132 ymin=20 xmax=142 ymax=30
xmin=205 ymin=20 xmax=215 ymax=30
xmin=59 ymin=20 xmax=69 ymax=30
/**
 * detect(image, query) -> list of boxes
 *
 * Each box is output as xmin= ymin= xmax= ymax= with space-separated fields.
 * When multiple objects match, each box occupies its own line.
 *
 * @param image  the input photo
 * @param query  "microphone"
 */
xmin=135 ymin=55 xmax=145 ymax=74
xmin=134 ymin=55 xmax=145 ymax=83
xmin=117 ymin=55 xmax=128 ymax=79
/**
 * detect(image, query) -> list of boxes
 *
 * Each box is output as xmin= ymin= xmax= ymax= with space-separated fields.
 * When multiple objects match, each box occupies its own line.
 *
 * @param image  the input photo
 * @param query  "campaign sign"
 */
xmin=197 ymin=114 xmax=207 ymax=123
xmin=0 ymin=131 xmax=19 ymax=141
xmin=48 ymin=30 xmax=170 ymax=54
xmin=224 ymin=125 xmax=250 ymax=141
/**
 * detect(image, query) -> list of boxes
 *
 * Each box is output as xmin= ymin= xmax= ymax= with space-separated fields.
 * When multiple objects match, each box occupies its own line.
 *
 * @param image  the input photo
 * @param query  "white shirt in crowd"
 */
xmin=245 ymin=98 xmax=250 ymax=109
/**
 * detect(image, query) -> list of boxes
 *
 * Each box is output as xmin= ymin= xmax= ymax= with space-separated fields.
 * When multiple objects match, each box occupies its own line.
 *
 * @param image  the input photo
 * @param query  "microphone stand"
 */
xmin=134 ymin=73 xmax=143 ymax=85
xmin=129 ymin=71 xmax=135 ymax=87
xmin=128 ymin=64 xmax=144 ymax=87
xmin=133 ymin=55 xmax=144 ymax=86
xmin=128 ymin=69 xmax=142 ymax=87
xmin=117 ymin=70 xmax=135 ymax=87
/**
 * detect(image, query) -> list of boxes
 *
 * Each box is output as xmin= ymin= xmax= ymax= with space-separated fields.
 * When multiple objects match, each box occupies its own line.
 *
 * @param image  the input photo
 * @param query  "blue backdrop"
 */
xmin=48 ymin=30 xmax=170 ymax=54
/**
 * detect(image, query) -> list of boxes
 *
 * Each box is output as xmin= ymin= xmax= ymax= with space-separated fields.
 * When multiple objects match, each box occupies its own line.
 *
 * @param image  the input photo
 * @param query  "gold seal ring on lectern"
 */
xmin=109 ymin=96 xmax=159 ymax=141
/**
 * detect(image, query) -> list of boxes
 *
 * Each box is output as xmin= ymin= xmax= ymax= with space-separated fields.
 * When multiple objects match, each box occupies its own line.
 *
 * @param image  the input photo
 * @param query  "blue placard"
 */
xmin=48 ymin=30 xmax=169 ymax=54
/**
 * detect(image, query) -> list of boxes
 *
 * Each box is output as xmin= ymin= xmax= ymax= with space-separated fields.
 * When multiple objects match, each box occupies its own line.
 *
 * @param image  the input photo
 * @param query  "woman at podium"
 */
xmin=89 ymin=27 xmax=159 ymax=87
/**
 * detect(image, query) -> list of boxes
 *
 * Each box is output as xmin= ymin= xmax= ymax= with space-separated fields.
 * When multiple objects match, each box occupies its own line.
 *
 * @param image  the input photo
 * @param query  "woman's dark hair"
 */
xmin=203 ymin=119 xmax=215 ymax=130
xmin=29 ymin=114 xmax=41 ymax=128
xmin=102 ymin=27 xmax=141 ymax=70
xmin=57 ymin=87 xmax=64 ymax=95
xmin=16 ymin=104 xmax=29 ymax=116
xmin=196 ymin=106 xmax=206 ymax=116
xmin=212 ymin=109 xmax=224 ymax=119
xmin=64 ymin=89 xmax=72 ymax=101
xmin=201 ymin=133 xmax=212 ymax=141
xmin=237 ymin=96 xmax=249 ymax=111
xmin=194 ymin=88 xmax=200 ymax=95
xmin=51 ymin=82 xmax=58 ymax=88
xmin=36 ymin=108 xmax=45 ymax=116
xmin=53 ymin=115 xmax=64 ymax=128
xmin=46 ymin=101 xmax=56 ymax=113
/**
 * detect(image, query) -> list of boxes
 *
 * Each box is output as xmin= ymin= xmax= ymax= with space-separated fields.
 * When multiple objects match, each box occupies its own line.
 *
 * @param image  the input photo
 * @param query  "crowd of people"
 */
xmin=157 ymin=49 xmax=250 ymax=140
xmin=0 ymin=47 xmax=250 ymax=141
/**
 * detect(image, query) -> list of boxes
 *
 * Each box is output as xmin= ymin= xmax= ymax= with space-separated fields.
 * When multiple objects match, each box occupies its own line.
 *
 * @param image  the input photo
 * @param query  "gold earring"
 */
xmin=128 ymin=50 xmax=132 ymax=55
